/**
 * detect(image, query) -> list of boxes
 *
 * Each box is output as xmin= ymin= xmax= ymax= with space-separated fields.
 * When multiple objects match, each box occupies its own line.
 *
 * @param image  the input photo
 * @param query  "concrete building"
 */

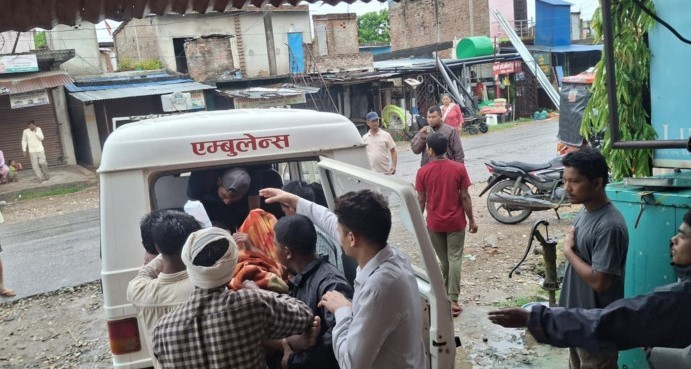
xmin=113 ymin=6 xmax=312 ymax=81
xmin=46 ymin=22 xmax=105 ymax=76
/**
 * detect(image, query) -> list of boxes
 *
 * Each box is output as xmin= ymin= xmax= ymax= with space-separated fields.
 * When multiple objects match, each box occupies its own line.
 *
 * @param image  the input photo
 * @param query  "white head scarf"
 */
xmin=181 ymin=227 xmax=238 ymax=289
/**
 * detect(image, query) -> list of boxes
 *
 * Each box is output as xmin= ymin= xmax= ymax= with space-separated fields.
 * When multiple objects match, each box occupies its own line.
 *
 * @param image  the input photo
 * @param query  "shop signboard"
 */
xmin=0 ymin=54 xmax=39 ymax=74
xmin=10 ymin=90 xmax=50 ymax=109
xmin=492 ymin=61 xmax=522 ymax=76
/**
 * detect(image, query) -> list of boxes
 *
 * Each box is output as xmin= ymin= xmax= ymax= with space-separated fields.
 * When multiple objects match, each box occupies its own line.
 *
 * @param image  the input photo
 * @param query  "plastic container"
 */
xmin=456 ymin=36 xmax=494 ymax=59
xmin=486 ymin=114 xmax=498 ymax=126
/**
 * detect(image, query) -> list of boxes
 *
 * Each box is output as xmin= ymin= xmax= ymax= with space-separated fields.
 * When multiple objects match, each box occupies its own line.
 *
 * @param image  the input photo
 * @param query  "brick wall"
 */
xmin=113 ymin=18 xmax=160 ymax=66
xmin=312 ymin=14 xmax=359 ymax=55
xmin=184 ymin=36 xmax=235 ymax=82
xmin=389 ymin=0 xmax=490 ymax=52
xmin=306 ymin=52 xmax=373 ymax=74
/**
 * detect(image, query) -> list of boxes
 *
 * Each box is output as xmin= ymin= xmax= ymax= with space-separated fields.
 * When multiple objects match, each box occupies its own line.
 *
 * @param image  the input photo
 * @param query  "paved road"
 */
xmin=397 ymin=118 xmax=559 ymax=184
xmin=0 ymin=119 xmax=558 ymax=302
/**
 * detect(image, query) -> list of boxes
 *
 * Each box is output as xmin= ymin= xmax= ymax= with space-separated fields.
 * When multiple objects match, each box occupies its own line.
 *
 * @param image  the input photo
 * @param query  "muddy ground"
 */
xmin=0 ymin=184 xmax=578 ymax=369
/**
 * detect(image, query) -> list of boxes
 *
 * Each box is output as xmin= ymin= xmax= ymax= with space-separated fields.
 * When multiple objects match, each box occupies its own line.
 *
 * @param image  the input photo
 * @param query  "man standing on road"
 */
xmin=416 ymin=133 xmax=477 ymax=317
xmin=260 ymin=188 xmax=428 ymax=369
xmin=21 ymin=120 xmax=49 ymax=182
xmin=511 ymin=148 xmax=627 ymax=369
xmin=488 ymin=210 xmax=691 ymax=368
xmin=362 ymin=112 xmax=397 ymax=175
xmin=411 ymin=105 xmax=464 ymax=166
xmin=127 ymin=210 xmax=201 ymax=369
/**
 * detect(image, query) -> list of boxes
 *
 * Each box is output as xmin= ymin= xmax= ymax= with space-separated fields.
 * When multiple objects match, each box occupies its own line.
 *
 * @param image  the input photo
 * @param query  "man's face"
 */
xmin=366 ymin=118 xmax=380 ymax=130
xmin=28 ymin=123 xmax=36 ymax=131
xmin=337 ymin=223 xmax=354 ymax=257
xmin=274 ymin=236 xmax=291 ymax=269
xmin=217 ymin=186 xmax=244 ymax=205
xmin=427 ymin=111 xmax=442 ymax=127
xmin=671 ymin=220 xmax=691 ymax=266
xmin=563 ymin=167 xmax=599 ymax=205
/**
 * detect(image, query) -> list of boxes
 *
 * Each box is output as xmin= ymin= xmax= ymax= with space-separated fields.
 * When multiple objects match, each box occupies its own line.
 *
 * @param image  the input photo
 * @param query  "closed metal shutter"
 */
xmin=0 ymin=89 xmax=64 ymax=167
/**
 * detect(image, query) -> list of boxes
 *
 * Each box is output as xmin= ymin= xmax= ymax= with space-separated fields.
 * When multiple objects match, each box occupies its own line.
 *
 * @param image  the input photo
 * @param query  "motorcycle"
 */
xmin=478 ymin=156 xmax=569 ymax=224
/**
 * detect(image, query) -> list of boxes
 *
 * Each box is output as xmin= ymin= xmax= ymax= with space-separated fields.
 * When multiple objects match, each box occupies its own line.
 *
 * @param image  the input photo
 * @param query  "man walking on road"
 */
xmin=21 ymin=120 xmax=49 ymax=181
xmin=415 ymin=132 xmax=477 ymax=317
xmin=362 ymin=111 xmax=397 ymax=174
xmin=411 ymin=105 xmax=464 ymax=166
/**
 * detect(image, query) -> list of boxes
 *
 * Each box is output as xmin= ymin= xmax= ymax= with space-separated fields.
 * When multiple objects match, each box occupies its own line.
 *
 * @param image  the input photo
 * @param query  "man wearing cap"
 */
xmin=152 ymin=227 xmax=317 ymax=369
xmin=362 ymin=111 xmax=397 ymax=175
xmin=186 ymin=167 xmax=263 ymax=231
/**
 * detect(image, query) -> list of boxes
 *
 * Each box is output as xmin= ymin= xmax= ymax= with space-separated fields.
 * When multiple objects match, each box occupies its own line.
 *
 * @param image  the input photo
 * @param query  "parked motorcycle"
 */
xmin=478 ymin=156 xmax=569 ymax=224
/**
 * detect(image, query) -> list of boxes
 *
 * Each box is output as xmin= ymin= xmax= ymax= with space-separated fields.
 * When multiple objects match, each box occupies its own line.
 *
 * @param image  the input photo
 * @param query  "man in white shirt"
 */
xmin=21 ymin=120 xmax=49 ymax=181
xmin=126 ymin=210 xmax=201 ymax=369
xmin=260 ymin=188 xmax=427 ymax=369
xmin=362 ymin=112 xmax=397 ymax=174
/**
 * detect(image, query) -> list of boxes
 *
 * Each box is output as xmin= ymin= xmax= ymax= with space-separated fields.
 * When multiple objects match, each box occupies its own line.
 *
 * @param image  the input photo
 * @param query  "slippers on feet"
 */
xmin=451 ymin=302 xmax=462 ymax=317
xmin=0 ymin=288 xmax=16 ymax=297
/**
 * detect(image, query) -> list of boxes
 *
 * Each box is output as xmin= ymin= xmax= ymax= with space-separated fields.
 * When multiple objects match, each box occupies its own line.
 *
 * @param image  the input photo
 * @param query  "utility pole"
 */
xmin=263 ymin=11 xmax=277 ymax=75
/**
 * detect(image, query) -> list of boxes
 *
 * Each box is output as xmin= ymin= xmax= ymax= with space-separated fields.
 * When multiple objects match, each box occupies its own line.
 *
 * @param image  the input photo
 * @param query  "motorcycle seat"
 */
xmin=490 ymin=160 xmax=552 ymax=172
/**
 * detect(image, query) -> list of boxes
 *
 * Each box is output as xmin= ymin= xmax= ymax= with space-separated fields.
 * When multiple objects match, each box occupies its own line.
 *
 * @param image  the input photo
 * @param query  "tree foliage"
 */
xmin=357 ymin=10 xmax=390 ymax=46
xmin=582 ymin=0 xmax=657 ymax=180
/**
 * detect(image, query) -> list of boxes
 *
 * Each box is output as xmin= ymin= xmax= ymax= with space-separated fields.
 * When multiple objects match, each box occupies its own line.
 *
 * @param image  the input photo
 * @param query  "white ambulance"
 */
xmin=99 ymin=109 xmax=456 ymax=368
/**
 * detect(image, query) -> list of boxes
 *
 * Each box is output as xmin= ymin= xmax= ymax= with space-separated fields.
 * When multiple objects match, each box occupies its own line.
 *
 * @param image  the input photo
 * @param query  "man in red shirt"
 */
xmin=415 ymin=132 xmax=478 ymax=317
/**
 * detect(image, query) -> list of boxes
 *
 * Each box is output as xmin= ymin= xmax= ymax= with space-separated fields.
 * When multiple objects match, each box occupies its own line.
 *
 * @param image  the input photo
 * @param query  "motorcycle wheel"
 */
xmin=478 ymin=122 xmax=489 ymax=133
xmin=486 ymin=180 xmax=533 ymax=224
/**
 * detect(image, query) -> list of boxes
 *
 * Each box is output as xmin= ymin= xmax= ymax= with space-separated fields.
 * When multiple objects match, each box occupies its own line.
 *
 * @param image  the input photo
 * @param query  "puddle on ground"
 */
xmin=454 ymin=305 xmax=569 ymax=369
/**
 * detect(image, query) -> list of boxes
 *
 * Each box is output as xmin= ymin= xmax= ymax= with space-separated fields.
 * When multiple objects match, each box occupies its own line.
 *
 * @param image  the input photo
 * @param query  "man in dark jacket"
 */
xmin=270 ymin=214 xmax=353 ymax=369
xmin=411 ymin=105 xmax=465 ymax=166
xmin=488 ymin=210 xmax=691 ymax=363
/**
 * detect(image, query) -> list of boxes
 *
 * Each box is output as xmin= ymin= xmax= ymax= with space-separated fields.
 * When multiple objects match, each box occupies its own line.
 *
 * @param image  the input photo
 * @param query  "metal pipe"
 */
xmin=602 ymin=0 xmax=689 ymax=151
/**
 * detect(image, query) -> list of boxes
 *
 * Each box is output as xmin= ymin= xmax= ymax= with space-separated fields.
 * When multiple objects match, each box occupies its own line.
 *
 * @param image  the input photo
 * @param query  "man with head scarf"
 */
xmin=152 ymin=227 xmax=316 ymax=369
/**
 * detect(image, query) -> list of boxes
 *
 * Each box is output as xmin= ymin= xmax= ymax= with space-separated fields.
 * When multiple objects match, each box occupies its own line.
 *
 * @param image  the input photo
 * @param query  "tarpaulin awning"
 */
xmin=0 ymin=71 xmax=74 ymax=95
xmin=69 ymin=81 xmax=214 ymax=102
xmin=0 ymin=0 xmax=394 ymax=32
xmin=219 ymin=85 xmax=320 ymax=99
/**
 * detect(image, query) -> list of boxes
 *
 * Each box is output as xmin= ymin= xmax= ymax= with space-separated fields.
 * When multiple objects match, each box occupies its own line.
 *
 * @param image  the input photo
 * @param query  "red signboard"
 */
xmin=492 ymin=61 xmax=522 ymax=76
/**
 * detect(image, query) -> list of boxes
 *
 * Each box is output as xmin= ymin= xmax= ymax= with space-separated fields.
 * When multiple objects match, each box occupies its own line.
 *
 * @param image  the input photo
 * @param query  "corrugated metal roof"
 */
xmin=0 ymin=0 xmax=393 ymax=32
xmin=220 ymin=85 xmax=320 ymax=99
xmin=65 ymin=78 xmax=199 ymax=92
xmin=69 ymin=81 xmax=214 ymax=102
xmin=0 ymin=71 xmax=74 ymax=95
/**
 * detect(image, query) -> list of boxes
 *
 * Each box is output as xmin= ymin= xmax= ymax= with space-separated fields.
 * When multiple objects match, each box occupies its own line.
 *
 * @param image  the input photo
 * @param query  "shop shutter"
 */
xmin=0 ymin=89 xmax=64 ymax=167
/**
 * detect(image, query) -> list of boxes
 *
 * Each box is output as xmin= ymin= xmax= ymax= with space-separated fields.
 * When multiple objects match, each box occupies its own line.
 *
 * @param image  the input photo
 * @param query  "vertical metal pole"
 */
xmin=601 ymin=0 xmax=620 ymax=143
xmin=11 ymin=31 xmax=21 ymax=54
xmin=264 ymin=11 xmax=277 ymax=76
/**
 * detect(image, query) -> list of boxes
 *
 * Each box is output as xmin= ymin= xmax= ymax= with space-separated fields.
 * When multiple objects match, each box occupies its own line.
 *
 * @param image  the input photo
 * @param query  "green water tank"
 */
xmin=606 ymin=172 xmax=691 ymax=369
xmin=455 ymin=36 xmax=494 ymax=59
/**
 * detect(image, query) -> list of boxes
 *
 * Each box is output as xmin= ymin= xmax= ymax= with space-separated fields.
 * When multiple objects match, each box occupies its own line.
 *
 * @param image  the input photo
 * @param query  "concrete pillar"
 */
xmin=50 ymin=88 xmax=77 ymax=165
xmin=84 ymin=104 xmax=103 ymax=167
xmin=263 ymin=11 xmax=277 ymax=76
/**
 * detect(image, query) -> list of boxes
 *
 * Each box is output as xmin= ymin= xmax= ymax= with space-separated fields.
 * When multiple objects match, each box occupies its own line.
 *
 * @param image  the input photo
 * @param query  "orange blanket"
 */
xmin=229 ymin=209 xmax=288 ymax=293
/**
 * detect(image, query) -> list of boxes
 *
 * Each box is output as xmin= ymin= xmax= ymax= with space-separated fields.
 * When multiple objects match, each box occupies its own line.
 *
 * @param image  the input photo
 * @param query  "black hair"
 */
xmin=140 ymin=209 xmax=167 ymax=255
xmin=334 ymin=190 xmax=390 ymax=248
xmin=282 ymin=180 xmax=316 ymax=202
xmin=193 ymin=238 xmax=230 ymax=267
xmin=426 ymin=132 xmax=448 ymax=156
xmin=27 ymin=120 xmax=35 ymax=125
xmin=562 ymin=148 xmax=610 ymax=186
xmin=309 ymin=182 xmax=328 ymax=207
xmin=684 ymin=210 xmax=691 ymax=228
xmin=274 ymin=215 xmax=317 ymax=257
xmin=427 ymin=105 xmax=442 ymax=116
xmin=151 ymin=210 xmax=202 ymax=255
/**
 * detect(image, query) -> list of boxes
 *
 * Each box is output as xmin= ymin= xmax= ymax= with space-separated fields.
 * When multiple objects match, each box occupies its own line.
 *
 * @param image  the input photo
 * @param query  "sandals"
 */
xmin=0 ymin=288 xmax=16 ymax=297
xmin=451 ymin=301 xmax=462 ymax=317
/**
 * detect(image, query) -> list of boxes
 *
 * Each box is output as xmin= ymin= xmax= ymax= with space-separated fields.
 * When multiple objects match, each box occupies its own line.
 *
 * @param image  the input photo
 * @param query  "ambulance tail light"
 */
xmin=107 ymin=318 xmax=141 ymax=355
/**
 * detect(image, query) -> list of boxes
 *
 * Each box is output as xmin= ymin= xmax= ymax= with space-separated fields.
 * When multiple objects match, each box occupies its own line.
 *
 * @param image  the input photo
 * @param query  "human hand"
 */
xmin=390 ymin=166 xmax=397 ymax=175
xmin=259 ymin=188 xmax=300 ymax=208
xmin=564 ymin=226 xmax=576 ymax=256
xmin=280 ymin=338 xmax=293 ymax=369
xmin=488 ymin=308 xmax=529 ymax=328
xmin=292 ymin=316 xmax=321 ymax=351
xmin=468 ymin=221 xmax=478 ymax=234
xmin=318 ymin=291 xmax=352 ymax=313
xmin=232 ymin=232 xmax=253 ymax=250
xmin=242 ymin=280 xmax=259 ymax=290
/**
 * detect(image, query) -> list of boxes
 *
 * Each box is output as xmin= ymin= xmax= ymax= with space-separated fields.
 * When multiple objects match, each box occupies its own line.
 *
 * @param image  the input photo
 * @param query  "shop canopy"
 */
xmin=0 ymin=0 xmax=394 ymax=32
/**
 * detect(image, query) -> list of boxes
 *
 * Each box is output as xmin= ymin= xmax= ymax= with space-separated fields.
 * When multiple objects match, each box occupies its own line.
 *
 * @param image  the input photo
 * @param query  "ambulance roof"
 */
xmin=98 ymin=109 xmax=365 ymax=173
